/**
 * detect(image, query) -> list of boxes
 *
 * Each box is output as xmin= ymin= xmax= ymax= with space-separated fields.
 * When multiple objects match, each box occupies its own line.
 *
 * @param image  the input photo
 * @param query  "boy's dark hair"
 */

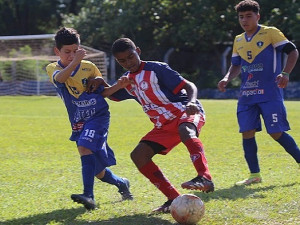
xmin=235 ymin=0 xmax=260 ymax=14
xmin=111 ymin=38 xmax=136 ymax=55
xmin=55 ymin=27 xmax=80 ymax=50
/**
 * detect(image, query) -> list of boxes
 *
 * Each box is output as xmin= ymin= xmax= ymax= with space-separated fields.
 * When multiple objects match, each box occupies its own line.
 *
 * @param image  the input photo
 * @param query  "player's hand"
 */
xmin=117 ymin=76 xmax=132 ymax=88
xmin=185 ymin=101 xmax=200 ymax=115
xmin=217 ymin=79 xmax=228 ymax=92
xmin=73 ymin=48 xmax=87 ymax=64
xmin=276 ymin=74 xmax=289 ymax=88
xmin=87 ymin=77 xmax=104 ymax=93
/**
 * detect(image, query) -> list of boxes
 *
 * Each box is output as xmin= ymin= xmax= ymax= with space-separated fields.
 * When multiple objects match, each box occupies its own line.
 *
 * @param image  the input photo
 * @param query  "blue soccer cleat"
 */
xmin=71 ymin=194 xmax=96 ymax=210
xmin=118 ymin=178 xmax=133 ymax=200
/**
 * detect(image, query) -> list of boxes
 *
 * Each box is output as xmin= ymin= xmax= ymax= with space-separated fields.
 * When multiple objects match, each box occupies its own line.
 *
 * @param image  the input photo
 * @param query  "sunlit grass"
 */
xmin=0 ymin=96 xmax=299 ymax=225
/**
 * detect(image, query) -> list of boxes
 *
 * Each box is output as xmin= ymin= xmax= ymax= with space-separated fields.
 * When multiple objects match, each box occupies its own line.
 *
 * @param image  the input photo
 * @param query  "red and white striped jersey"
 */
xmin=111 ymin=61 xmax=204 ymax=128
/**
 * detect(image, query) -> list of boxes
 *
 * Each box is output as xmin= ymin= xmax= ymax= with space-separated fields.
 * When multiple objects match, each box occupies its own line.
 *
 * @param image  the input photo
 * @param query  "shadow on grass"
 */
xmin=193 ymin=182 xmax=298 ymax=202
xmin=1 ymin=207 xmax=174 ymax=225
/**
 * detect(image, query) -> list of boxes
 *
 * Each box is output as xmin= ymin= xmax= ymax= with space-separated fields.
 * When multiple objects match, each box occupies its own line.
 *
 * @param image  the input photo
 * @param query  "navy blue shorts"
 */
xmin=237 ymin=100 xmax=290 ymax=134
xmin=76 ymin=117 xmax=116 ymax=175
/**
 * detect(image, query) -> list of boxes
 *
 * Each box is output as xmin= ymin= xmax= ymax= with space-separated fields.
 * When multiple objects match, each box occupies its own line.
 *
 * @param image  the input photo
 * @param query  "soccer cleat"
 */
xmin=71 ymin=194 xmax=96 ymax=210
xmin=151 ymin=199 xmax=173 ymax=214
xmin=235 ymin=177 xmax=262 ymax=186
xmin=181 ymin=176 xmax=215 ymax=193
xmin=118 ymin=178 xmax=133 ymax=200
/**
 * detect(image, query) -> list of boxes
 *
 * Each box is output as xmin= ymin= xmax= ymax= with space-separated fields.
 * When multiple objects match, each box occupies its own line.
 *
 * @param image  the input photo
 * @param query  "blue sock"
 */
xmin=100 ymin=168 xmax=124 ymax=189
xmin=243 ymin=137 xmax=260 ymax=173
xmin=81 ymin=154 xmax=96 ymax=198
xmin=276 ymin=132 xmax=300 ymax=163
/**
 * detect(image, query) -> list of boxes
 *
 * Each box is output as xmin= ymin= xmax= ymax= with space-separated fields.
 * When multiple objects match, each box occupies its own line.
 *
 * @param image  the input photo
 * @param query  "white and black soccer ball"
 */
xmin=170 ymin=194 xmax=205 ymax=225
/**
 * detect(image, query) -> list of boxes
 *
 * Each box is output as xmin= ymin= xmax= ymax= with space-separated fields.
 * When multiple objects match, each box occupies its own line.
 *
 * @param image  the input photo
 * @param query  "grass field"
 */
xmin=0 ymin=96 xmax=299 ymax=225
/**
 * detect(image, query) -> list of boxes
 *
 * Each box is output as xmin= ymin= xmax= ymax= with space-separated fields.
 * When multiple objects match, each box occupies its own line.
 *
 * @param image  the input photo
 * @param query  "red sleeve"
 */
xmin=172 ymin=80 xmax=186 ymax=95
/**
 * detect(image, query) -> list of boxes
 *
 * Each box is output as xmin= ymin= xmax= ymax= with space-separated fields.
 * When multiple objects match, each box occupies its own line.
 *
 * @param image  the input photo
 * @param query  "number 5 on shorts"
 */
xmin=272 ymin=113 xmax=278 ymax=123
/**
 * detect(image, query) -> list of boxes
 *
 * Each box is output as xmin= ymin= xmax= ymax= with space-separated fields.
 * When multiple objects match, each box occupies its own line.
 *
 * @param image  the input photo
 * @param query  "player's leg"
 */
xmin=236 ymin=104 xmax=262 ymax=186
xmin=271 ymin=132 xmax=300 ymax=163
xmin=178 ymin=119 xmax=214 ymax=192
xmin=131 ymin=137 xmax=180 ymax=213
xmin=95 ymin=167 xmax=133 ymax=201
xmin=235 ymin=129 xmax=262 ymax=185
xmin=261 ymin=101 xmax=300 ymax=167
xmin=73 ymin=119 xmax=132 ymax=208
xmin=71 ymin=146 xmax=96 ymax=210
xmin=88 ymin=125 xmax=133 ymax=201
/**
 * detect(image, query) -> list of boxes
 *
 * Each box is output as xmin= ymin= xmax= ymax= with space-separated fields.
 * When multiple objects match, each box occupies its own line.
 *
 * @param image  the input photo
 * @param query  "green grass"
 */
xmin=0 ymin=96 xmax=299 ymax=225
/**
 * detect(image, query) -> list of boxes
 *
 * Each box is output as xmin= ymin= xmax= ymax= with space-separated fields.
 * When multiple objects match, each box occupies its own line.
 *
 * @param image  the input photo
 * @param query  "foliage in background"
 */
xmin=0 ymin=0 xmax=299 ymax=87
xmin=0 ymin=0 xmax=87 ymax=36
xmin=62 ymin=0 xmax=300 ymax=86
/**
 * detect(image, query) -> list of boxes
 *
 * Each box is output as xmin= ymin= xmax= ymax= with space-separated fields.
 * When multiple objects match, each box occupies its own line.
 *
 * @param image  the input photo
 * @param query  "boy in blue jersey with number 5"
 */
xmin=46 ymin=27 xmax=133 ymax=210
xmin=218 ymin=0 xmax=300 ymax=185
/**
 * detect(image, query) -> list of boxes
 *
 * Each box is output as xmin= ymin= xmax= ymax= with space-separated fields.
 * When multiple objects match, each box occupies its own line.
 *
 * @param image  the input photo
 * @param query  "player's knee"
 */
xmin=269 ymin=132 xmax=282 ymax=140
xmin=130 ymin=150 xmax=138 ymax=162
xmin=95 ymin=169 xmax=105 ymax=179
xmin=242 ymin=130 xmax=256 ymax=139
xmin=178 ymin=123 xmax=197 ymax=141
xmin=131 ymin=144 xmax=155 ymax=167
xmin=78 ymin=146 xmax=93 ymax=156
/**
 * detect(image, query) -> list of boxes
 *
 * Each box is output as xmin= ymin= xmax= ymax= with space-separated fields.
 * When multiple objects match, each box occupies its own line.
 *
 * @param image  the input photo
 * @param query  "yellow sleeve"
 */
xmin=232 ymin=35 xmax=241 ymax=57
xmin=46 ymin=63 xmax=57 ymax=84
xmin=91 ymin=62 xmax=102 ymax=78
xmin=269 ymin=26 xmax=289 ymax=47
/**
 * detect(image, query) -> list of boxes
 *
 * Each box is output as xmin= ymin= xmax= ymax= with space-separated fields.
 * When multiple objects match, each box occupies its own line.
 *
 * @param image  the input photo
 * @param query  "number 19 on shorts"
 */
xmin=84 ymin=129 xmax=95 ymax=138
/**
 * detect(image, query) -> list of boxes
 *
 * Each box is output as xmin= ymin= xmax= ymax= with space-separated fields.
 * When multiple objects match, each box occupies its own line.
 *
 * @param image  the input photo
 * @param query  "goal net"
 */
xmin=0 ymin=34 xmax=107 ymax=96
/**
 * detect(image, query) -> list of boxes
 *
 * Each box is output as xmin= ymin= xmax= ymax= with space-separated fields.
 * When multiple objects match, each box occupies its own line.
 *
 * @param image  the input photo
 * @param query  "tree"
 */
xmin=0 ymin=0 xmax=85 ymax=35
xmin=1 ymin=0 xmax=299 ymax=87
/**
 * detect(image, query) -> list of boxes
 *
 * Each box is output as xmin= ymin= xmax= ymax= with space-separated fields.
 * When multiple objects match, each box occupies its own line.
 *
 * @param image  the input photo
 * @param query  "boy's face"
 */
xmin=238 ymin=11 xmax=260 ymax=34
xmin=114 ymin=48 xmax=141 ymax=73
xmin=54 ymin=44 xmax=79 ymax=67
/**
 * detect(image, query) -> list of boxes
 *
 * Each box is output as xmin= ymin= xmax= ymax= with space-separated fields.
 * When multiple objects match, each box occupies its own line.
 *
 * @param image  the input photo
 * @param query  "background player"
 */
xmin=90 ymin=37 xmax=215 ymax=213
xmin=46 ymin=27 xmax=133 ymax=210
xmin=217 ymin=0 xmax=300 ymax=185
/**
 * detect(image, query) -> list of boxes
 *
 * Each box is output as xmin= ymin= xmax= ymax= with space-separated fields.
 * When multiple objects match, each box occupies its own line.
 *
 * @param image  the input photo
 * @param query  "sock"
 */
xmin=81 ymin=154 xmax=96 ymax=198
xmin=139 ymin=161 xmax=180 ymax=200
xmin=249 ymin=172 xmax=261 ymax=179
xmin=243 ymin=137 xmax=260 ymax=173
xmin=100 ymin=168 xmax=125 ymax=189
xmin=276 ymin=132 xmax=300 ymax=163
xmin=183 ymin=138 xmax=212 ymax=180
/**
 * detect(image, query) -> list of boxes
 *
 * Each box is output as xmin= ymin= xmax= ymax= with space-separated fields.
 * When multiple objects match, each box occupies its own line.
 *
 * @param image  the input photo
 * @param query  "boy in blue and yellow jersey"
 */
xmin=218 ymin=0 xmax=300 ymax=185
xmin=46 ymin=27 xmax=133 ymax=210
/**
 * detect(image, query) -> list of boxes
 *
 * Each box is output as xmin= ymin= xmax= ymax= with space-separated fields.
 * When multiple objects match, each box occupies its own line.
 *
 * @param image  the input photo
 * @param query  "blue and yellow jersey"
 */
xmin=232 ymin=25 xmax=289 ymax=104
xmin=46 ymin=60 xmax=102 ymax=98
xmin=46 ymin=60 xmax=109 ymax=141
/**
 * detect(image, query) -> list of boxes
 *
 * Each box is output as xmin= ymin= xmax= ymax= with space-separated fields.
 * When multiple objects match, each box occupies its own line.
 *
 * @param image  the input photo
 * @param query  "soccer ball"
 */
xmin=170 ymin=194 xmax=205 ymax=225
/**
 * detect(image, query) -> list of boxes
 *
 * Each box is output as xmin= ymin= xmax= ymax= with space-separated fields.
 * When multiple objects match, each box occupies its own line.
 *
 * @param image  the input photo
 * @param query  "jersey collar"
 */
xmin=129 ymin=61 xmax=146 ymax=76
xmin=244 ymin=25 xmax=261 ymax=42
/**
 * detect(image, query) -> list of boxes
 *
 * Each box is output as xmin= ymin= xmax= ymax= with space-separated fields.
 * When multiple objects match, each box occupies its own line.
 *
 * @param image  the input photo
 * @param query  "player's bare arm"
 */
xmin=101 ymin=76 xmax=131 ymax=97
xmin=276 ymin=48 xmax=299 ymax=88
xmin=55 ymin=48 xmax=87 ymax=83
xmin=183 ymin=80 xmax=199 ymax=115
xmin=218 ymin=64 xmax=241 ymax=92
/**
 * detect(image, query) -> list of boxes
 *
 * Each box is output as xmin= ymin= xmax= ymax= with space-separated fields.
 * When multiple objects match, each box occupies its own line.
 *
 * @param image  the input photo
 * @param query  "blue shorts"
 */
xmin=76 ymin=117 xmax=116 ymax=175
xmin=237 ymin=100 xmax=290 ymax=134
